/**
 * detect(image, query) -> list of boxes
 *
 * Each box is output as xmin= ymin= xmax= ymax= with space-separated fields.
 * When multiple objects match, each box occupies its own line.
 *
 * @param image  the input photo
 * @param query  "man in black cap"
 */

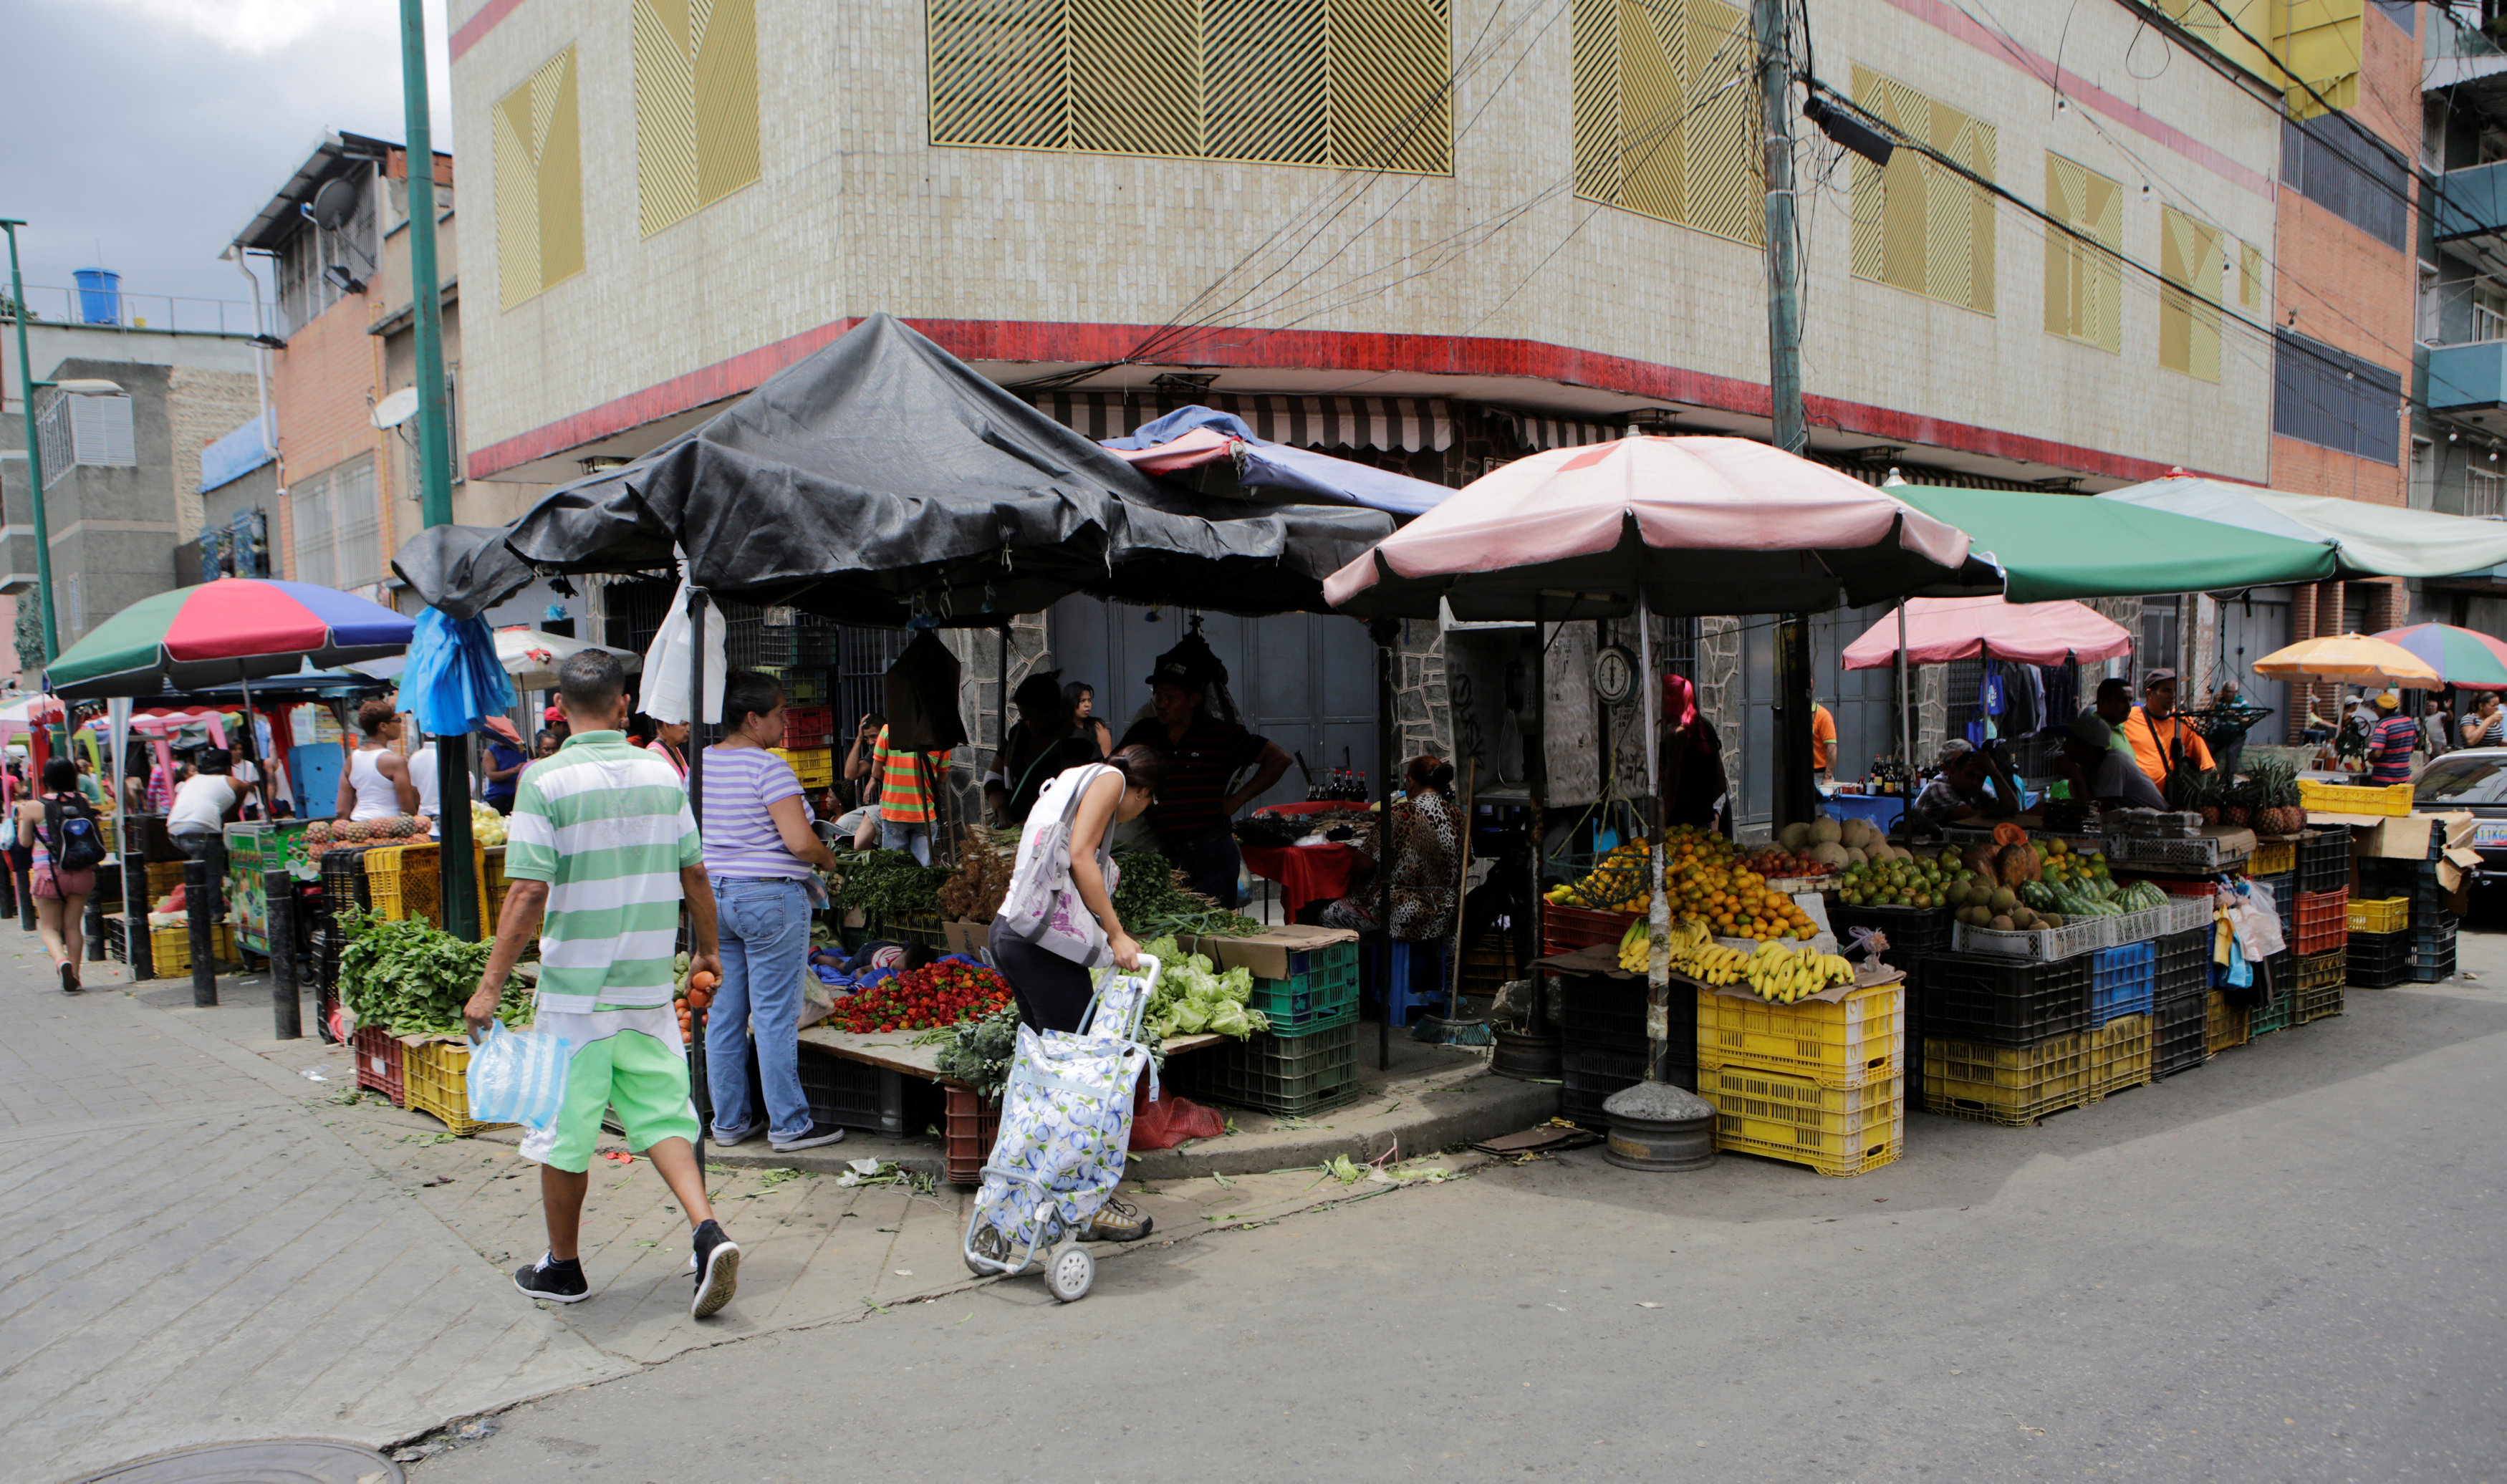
xmin=1118 ymin=642 xmax=1291 ymax=908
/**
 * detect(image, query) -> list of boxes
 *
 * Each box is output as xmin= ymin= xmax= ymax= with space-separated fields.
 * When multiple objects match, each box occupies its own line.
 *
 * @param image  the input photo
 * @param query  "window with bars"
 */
xmin=287 ymin=454 xmax=382 ymax=591
xmin=927 ymin=0 xmax=1453 ymax=174
xmin=2469 ymin=466 xmax=2505 ymax=519
xmin=2044 ymin=153 xmax=2120 ymax=352
xmin=1849 ymin=66 xmax=1996 ymax=314
xmin=494 ymin=46 xmax=587 ymax=309
xmin=2273 ymin=327 xmax=2401 ymax=464
xmin=1569 ymin=0 xmax=1761 ymax=244
xmin=34 ymin=392 xmax=135 ymax=487
xmin=634 ymin=0 xmax=760 ymax=237
xmin=2159 ymin=204 xmax=2223 ymax=382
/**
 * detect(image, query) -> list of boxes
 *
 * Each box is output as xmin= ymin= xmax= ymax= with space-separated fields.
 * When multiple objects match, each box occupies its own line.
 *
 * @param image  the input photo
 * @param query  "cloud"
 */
xmin=0 ymin=0 xmax=453 ymax=314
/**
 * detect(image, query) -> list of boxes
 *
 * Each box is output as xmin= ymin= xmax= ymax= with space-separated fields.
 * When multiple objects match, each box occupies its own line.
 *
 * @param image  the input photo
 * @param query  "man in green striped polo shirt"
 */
xmin=466 ymin=649 xmax=741 ymax=1319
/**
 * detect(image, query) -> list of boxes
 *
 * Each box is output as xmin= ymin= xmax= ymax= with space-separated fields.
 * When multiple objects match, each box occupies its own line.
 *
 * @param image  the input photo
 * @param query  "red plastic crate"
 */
xmin=2295 ymin=887 xmax=2349 ymax=956
xmin=350 ymin=1024 xmax=405 ymax=1107
xmin=2141 ymin=877 xmax=2223 ymax=899
xmin=943 ymin=1086 xmax=1001 ymax=1186
xmin=780 ymin=705 xmax=835 ymax=749
xmin=1542 ymin=903 xmax=1640 ymax=955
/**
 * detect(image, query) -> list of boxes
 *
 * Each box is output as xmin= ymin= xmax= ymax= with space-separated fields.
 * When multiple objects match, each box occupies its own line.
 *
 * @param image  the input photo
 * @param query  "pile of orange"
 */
xmin=1652 ymin=826 xmax=1822 ymax=943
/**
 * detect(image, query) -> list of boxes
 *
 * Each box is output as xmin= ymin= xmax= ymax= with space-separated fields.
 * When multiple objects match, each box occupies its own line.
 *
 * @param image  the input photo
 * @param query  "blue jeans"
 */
xmin=880 ymin=819 xmax=932 ymax=864
xmin=705 ymin=876 xmax=815 ymax=1142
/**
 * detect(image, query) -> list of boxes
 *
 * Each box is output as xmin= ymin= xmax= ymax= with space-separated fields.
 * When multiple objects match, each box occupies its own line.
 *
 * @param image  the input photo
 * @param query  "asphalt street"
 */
xmin=408 ymin=941 xmax=2507 ymax=1483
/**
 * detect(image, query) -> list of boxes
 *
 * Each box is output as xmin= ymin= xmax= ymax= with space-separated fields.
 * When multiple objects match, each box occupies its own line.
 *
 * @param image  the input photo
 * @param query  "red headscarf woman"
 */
xmin=1657 ymin=674 xmax=1728 ymax=834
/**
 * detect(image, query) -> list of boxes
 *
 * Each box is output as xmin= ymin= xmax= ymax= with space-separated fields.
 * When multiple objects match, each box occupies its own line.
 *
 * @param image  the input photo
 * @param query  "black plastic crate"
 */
xmin=1828 ymin=903 xmax=1953 ymax=971
xmin=2154 ymin=927 xmax=2209 ymax=1002
xmin=1917 ymin=952 xmax=2092 ymax=1044
xmin=2347 ymin=930 xmax=2411 ymax=988
xmin=1559 ymin=973 xmax=1696 ymax=1066
xmin=1169 ymin=1022 xmax=1362 ymax=1116
xmin=2410 ymin=917 xmax=2458 ymax=984
xmin=2152 ymin=991 xmax=2208 ymax=1079
xmin=2296 ymin=827 xmax=2350 ymax=892
xmin=2256 ymin=871 xmax=2297 ymax=942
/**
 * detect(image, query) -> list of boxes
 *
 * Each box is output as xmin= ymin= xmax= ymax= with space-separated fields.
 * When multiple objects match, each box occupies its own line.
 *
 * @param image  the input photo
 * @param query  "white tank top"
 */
xmin=348 ymin=748 xmax=401 ymax=820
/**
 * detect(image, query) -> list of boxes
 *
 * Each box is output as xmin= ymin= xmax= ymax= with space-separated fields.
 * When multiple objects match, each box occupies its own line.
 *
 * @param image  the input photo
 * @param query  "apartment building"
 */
xmin=446 ymin=0 xmax=2312 ymax=818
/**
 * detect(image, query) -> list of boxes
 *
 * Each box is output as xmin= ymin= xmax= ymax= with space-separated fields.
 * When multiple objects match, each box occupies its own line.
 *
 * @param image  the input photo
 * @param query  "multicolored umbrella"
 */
xmin=47 ymin=577 xmax=413 ymax=699
xmin=2251 ymin=632 xmax=2442 ymax=688
xmin=2372 ymin=623 xmax=2507 ymax=690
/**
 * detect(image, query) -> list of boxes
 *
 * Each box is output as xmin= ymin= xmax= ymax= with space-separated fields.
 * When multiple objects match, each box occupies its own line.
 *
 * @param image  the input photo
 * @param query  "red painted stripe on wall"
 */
xmin=451 ymin=0 xmax=527 ymax=60
xmin=466 ymin=317 xmax=2205 ymax=486
xmin=1882 ymin=0 xmax=2276 ymax=200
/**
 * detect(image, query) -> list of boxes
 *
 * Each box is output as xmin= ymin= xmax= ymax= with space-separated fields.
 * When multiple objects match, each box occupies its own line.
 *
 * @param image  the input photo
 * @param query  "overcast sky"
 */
xmin=0 ymin=0 xmax=453 ymax=319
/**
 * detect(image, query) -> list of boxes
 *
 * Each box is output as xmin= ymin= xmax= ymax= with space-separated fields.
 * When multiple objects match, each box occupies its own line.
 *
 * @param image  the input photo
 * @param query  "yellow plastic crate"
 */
xmin=148 ymin=922 xmax=234 ymax=978
xmin=1702 ymin=1065 xmax=1902 ymax=1177
xmin=2347 ymin=896 xmax=2410 ymax=935
xmin=1923 ymin=1032 xmax=2097 ymax=1126
xmin=2297 ymin=779 xmax=2412 ymax=818
xmin=2246 ymin=839 xmax=2295 ymax=878
xmin=2092 ymin=1013 xmax=2152 ymax=1098
xmin=2205 ymin=989 xmax=2249 ymax=1054
xmin=363 ymin=843 xmax=492 ymax=932
xmin=1695 ymin=978 xmax=1902 ymax=1088
xmin=403 ymin=1037 xmax=512 ymax=1137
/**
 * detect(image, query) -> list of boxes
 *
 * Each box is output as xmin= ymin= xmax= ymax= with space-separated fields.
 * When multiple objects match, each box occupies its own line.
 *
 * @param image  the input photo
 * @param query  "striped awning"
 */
xmin=1026 ymin=391 xmax=1451 ymax=452
xmin=1502 ymin=411 xmax=1628 ymax=450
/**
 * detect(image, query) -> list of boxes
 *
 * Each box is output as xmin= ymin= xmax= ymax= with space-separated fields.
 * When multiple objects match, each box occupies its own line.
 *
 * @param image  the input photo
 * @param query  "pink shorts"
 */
xmin=33 ymin=865 xmax=95 ymax=900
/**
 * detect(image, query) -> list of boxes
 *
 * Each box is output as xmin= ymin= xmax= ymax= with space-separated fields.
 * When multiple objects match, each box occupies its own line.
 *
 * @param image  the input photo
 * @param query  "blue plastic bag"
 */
xmin=403 ymin=607 xmax=517 ymax=738
xmin=465 ymin=1021 xmax=574 ymax=1129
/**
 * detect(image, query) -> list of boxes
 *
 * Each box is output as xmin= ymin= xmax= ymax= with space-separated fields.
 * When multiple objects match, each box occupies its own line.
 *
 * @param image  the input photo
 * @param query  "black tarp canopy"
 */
xmin=397 ymin=314 xmax=1394 ymax=622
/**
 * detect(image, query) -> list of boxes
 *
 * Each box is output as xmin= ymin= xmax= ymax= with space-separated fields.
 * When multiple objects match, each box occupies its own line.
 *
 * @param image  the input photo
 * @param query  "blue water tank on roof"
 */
xmin=71 ymin=269 xmax=119 ymax=326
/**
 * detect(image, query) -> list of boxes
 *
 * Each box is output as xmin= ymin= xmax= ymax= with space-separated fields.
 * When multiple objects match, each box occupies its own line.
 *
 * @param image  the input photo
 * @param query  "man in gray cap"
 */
xmin=2062 ymin=710 xmax=2168 ymax=811
xmin=1117 ymin=635 xmax=1291 ymax=907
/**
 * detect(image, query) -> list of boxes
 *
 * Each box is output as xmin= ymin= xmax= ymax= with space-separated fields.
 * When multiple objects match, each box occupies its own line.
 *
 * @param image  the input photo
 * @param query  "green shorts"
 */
xmin=516 ymin=1008 xmax=700 ymax=1173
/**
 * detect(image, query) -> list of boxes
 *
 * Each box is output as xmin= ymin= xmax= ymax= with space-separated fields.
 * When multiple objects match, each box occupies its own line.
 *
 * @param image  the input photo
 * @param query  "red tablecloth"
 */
xmin=1238 ymin=842 xmax=1362 ymax=920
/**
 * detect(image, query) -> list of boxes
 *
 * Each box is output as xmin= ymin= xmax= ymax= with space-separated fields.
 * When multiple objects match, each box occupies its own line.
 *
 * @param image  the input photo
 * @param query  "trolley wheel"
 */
xmin=1045 ymin=1242 xmax=1094 ymax=1304
xmin=967 ymin=1223 xmax=1008 ymax=1277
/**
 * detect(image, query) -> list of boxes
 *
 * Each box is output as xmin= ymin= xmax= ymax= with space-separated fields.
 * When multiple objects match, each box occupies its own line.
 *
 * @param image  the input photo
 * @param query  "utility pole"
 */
xmin=1 ymin=222 xmax=59 ymax=668
xmin=1754 ymin=0 xmax=1817 ymax=829
xmin=400 ymin=0 xmax=478 ymax=938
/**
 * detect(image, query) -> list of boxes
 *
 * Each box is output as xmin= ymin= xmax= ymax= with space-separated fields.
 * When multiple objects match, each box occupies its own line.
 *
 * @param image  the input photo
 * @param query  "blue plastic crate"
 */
xmin=2090 ymin=940 xmax=2155 ymax=1024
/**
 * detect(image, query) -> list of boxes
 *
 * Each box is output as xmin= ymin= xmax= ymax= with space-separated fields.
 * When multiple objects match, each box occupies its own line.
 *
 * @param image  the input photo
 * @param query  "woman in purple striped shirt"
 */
xmin=698 ymin=672 xmax=847 ymax=1155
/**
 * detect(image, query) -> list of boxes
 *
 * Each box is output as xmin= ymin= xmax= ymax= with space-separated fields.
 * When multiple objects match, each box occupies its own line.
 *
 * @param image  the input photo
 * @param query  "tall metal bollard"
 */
xmin=183 ymin=856 xmax=217 ymax=1007
xmin=266 ymin=867 xmax=300 ymax=1039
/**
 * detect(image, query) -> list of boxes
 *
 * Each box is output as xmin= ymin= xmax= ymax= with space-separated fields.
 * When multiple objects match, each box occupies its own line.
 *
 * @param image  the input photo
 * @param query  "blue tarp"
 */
xmin=199 ymin=413 xmax=274 ymax=493
xmin=400 ymin=608 xmax=516 ymax=737
xmin=1105 ymin=405 xmax=1450 ymax=517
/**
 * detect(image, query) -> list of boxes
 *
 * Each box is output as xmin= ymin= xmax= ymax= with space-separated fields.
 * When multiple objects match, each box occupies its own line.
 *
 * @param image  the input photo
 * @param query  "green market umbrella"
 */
xmin=1889 ymin=486 xmax=2340 ymax=603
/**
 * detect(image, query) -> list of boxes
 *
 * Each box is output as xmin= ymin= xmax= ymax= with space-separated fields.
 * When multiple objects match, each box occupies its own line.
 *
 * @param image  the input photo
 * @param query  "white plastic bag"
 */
xmin=639 ymin=573 xmax=727 ymax=726
xmin=464 ymin=1021 xmax=574 ymax=1129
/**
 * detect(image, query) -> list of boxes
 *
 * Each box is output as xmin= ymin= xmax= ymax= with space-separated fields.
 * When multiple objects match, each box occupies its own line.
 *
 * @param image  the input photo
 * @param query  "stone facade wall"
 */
xmin=166 ymin=367 xmax=260 ymax=542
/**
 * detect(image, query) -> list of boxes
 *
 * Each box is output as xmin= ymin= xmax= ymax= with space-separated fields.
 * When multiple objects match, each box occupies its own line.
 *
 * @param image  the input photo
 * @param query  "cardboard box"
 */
xmin=943 ymin=918 xmax=989 ymax=957
xmin=2348 ymin=812 xmax=2480 ymax=892
xmin=1182 ymin=923 xmax=1360 ymax=980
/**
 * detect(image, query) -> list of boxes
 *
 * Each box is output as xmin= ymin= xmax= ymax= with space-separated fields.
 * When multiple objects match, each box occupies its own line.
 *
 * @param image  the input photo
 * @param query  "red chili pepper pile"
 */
xmin=826 ymin=960 xmax=1014 ymax=1033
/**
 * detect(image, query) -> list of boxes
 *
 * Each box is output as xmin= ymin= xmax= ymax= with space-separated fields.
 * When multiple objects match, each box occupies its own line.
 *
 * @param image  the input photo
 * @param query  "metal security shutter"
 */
xmin=1568 ymin=0 xmax=1761 ymax=244
xmin=2272 ymin=329 xmax=2401 ymax=466
xmin=633 ymin=0 xmax=761 ymax=237
xmin=493 ymin=46 xmax=585 ymax=307
xmin=1027 ymin=390 xmax=1453 ymax=450
xmin=1851 ymin=64 xmax=1995 ymax=314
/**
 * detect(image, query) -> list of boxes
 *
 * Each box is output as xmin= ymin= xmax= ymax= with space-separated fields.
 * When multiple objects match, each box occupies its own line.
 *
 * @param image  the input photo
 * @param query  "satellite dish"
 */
xmin=309 ymin=178 xmax=359 ymax=231
xmin=371 ymin=386 xmax=419 ymax=429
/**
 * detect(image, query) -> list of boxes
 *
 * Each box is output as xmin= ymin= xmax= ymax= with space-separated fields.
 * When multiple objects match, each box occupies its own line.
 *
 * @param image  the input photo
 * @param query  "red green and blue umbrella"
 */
xmin=47 ymin=577 xmax=413 ymax=699
xmin=2373 ymin=623 xmax=2507 ymax=691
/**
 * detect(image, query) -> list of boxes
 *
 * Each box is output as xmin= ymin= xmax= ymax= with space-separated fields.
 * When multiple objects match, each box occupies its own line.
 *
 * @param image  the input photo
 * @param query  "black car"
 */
xmin=2412 ymin=748 xmax=2507 ymax=887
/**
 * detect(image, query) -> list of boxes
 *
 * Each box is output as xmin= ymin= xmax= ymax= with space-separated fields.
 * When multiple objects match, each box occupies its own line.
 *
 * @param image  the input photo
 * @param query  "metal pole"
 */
xmin=686 ymin=585 xmax=709 ymax=1173
xmin=1754 ymin=0 xmax=1815 ymax=832
xmin=184 ymin=855 xmax=216 ymax=1006
xmin=1529 ymin=597 xmax=1548 ymax=1036
xmin=267 ymin=866 xmax=301 ymax=1039
xmin=1375 ymin=620 xmax=1395 ymax=1070
xmin=1897 ymin=601 xmax=1912 ymax=768
xmin=1 ymin=221 xmax=61 ymax=665
xmin=400 ymin=0 xmax=476 ymax=940
xmin=1641 ymin=614 xmax=1668 ymax=1083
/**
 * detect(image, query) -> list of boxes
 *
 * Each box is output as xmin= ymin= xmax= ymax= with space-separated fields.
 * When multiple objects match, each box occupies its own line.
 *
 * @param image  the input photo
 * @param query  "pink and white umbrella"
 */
xmin=1322 ymin=435 xmax=1976 ymax=619
xmin=1842 ymin=596 xmax=2133 ymax=670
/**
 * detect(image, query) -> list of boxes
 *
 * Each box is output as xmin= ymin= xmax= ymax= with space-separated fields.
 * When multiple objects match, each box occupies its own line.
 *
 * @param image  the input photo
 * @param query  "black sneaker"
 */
xmin=514 ymin=1253 xmax=588 ymax=1304
xmin=690 ymin=1219 xmax=740 ymax=1319
xmin=769 ymin=1121 xmax=847 ymax=1152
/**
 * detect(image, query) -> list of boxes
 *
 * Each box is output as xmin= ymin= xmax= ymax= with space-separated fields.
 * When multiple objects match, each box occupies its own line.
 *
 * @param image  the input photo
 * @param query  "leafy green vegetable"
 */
xmin=1111 ymin=851 xmax=1263 ymax=940
xmin=834 ymin=848 xmax=952 ymax=923
xmin=1132 ymin=934 xmax=1268 ymax=1042
xmin=934 ymin=1006 xmax=1021 ymax=1099
xmin=336 ymin=907 xmax=529 ymax=1036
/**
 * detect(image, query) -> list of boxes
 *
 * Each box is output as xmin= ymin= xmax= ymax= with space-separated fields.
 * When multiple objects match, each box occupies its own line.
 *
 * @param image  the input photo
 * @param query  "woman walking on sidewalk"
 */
xmin=699 ymin=672 xmax=847 ymax=1154
xmin=16 ymin=758 xmax=98 ymax=993
xmin=988 ymin=743 xmax=1165 ymax=1244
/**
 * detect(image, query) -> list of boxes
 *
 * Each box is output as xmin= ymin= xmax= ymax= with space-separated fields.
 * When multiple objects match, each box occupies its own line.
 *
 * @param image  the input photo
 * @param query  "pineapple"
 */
xmin=2248 ymin=757 xmax=2305 ymax=837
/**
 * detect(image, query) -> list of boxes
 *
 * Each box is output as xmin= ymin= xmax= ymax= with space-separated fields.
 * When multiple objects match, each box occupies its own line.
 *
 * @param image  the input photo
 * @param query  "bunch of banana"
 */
xmin=1615 ymin=915 xmax=1652 ymax=972
xmin=1678 ymin=941 xmax=1752 ymax=986
xmin=1738 ymin=942 xmax=1859 ymax=1004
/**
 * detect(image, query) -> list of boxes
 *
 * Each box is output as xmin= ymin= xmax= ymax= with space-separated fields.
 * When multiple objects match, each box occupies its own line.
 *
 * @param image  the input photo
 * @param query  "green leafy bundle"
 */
xmin=336 ymin=907 xmax=529 ymax=1036
xmin=1110 ymin=851 xmax=1262 ymax=940
xmin=834 ymin=848 xmax=952 ymax=922
xmin=1133 ymin=935 xmax=1267 ymax=1041
xmin=933 ymin=1006 xmax=1021 ymax=1099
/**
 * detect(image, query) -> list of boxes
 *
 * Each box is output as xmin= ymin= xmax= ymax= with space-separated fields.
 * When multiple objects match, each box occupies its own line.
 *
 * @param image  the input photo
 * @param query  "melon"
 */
xmin=1778 ymin=821 xmax=1813 ymax=852
xmin=1844 ymin=846 xmax=1867 ymax=865
xmin=1809 ymin=817 xmax=1843 ymax=846
xmin=1807 ymin=841 xmax=1849 ymax=869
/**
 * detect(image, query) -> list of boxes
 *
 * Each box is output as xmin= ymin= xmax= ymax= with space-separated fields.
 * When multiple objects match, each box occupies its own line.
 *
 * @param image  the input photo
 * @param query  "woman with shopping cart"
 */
xmin=983 ymin=743 xmax=1166 ymax=1251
